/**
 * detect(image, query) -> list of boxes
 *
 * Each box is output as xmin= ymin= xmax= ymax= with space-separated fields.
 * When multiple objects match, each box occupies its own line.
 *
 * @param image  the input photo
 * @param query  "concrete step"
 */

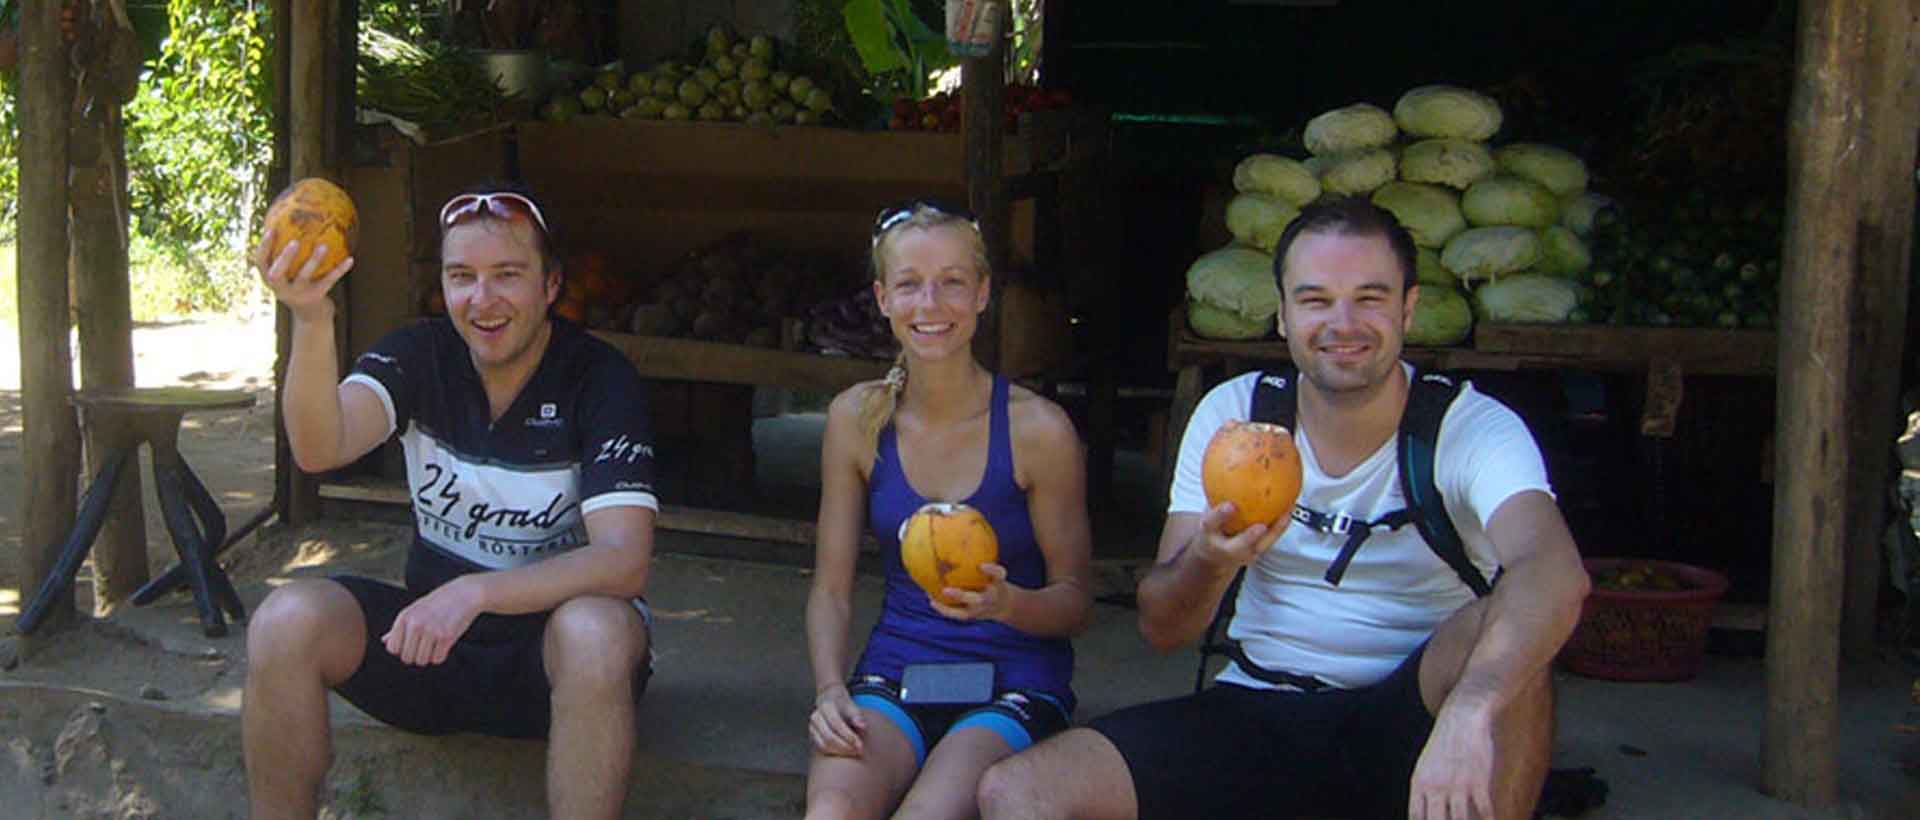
xmin=0 ymin=681 xmax=805 ymax=820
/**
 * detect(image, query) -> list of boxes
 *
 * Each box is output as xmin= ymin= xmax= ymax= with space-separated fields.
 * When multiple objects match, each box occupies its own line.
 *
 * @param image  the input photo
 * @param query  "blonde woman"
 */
xmin=804 ymin=200 xmax=1094 ymax=819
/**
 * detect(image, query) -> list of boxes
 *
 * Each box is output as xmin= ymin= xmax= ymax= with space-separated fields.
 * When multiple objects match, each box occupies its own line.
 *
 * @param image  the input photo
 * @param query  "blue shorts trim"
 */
xmin=951 ymin=710 xmax=1030 ymax=752
xmin=852 ymin=690 xmax=929 ymax=765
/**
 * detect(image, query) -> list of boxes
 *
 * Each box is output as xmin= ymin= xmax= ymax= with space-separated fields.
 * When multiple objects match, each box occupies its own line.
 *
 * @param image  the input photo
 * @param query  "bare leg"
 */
xmin=804 ymin=707 xmax=917 ymax=820
xmin=893 ymin=726 xmax=1016 ymax=820
xmin=976 ymin=727 xmax=1138 ymax=820
xmin=1419 ymin=600 xmax=1555 ymax=820
xmin=243 ymin=579 xmax=367 ymax=820
xmin=543 ymin=596 xmax=650 ymax=820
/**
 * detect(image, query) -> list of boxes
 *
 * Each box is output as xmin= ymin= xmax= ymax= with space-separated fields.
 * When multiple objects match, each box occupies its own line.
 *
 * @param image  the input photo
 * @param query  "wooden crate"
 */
xmin=514 ymin=117 xmax=1113 ymax=379
xmin=517 ymin=118 xmax=1040 ymax=266
xmin=344 ymin=124 xmax=514 ymax=354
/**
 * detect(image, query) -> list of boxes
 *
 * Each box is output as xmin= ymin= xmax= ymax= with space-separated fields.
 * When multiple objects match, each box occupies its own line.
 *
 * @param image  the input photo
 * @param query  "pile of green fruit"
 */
xmin=1576 ymin=189 xmax=1784 ymax=329
xmin=540 ymin=26 xmax=838 ymax=126
xmin=358 ymin=29 xmax=512 ymax=133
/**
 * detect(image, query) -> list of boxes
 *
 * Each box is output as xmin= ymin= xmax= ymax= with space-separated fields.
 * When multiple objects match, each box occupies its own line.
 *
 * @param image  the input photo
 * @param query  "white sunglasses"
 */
xmin=439 ymin=192 xmax=551 ymax=235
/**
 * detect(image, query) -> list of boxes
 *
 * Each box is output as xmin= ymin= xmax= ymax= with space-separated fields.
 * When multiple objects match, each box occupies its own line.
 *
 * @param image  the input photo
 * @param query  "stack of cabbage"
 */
xmin=1184 ymin=155 xmax=1321 ymax=339
xmin=1186 ymin=84 xmax=1605 ymax=343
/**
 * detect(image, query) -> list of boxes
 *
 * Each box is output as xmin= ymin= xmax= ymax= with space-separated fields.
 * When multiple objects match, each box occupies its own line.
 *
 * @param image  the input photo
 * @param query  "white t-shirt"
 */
xmin=1169 ymin=365 xmax=1552 ymax=690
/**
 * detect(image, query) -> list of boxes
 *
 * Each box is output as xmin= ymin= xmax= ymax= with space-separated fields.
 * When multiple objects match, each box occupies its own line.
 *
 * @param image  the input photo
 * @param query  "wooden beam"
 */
xmin=280 ymin=0 xmax=339 ymax=525
xmin=70 ymin=58 xmax=146 ymax=610
xmin=965 ymin=10 xmax=1010 ymax=371
xmin=269 ymin=0 xmax=294 ymax=532
xmin=1764 ymin=0 xmax=1864 ymax=806
xmin=591 ymin=331 xmax=890 ymax=392
xmin=1841 ymin=0 xmax=1920 ymax=660
xmin=316 ymin=482 xmax=876 ymax=552
xmin=15 ymin=0 xmax=81 ymax=637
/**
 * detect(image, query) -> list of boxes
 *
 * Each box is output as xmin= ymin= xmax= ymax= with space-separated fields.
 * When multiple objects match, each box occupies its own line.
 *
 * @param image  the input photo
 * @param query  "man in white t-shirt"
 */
xmin=979 ymin=197 xmax=1590 ymax=820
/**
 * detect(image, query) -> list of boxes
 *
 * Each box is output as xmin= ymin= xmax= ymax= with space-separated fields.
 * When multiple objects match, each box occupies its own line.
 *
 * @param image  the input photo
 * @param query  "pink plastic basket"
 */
xmin=1559 ymin=558 xmax=1729 ymax=682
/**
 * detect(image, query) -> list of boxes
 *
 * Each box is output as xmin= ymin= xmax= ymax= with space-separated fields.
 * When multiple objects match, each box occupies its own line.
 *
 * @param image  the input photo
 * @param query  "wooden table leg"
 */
xmin=1162 ymin=364 xmax=1205 ymax=499
xmin=177 ymin=461 xmax=245 ymax=622
xmin=13 ymin=445 xmax=135 ymax=635
xmin=152 ymin=458 xmax=227 ymax=637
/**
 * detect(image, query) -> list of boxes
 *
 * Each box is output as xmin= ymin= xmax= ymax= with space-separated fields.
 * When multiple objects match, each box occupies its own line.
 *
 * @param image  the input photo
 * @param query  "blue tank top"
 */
xmin=854 ymin=375 xmax=1076 ymax=710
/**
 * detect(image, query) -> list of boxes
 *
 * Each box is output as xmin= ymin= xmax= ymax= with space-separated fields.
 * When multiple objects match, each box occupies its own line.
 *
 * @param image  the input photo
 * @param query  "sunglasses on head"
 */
xmin=440 ymin=192 xmax=551 ymax=235
xmin=871 ymin=199 xmax=980 ymax=245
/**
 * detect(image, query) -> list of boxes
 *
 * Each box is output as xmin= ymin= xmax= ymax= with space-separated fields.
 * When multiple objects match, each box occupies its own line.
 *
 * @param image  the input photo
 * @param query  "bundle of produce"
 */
xmin=358 ymin=29 xmax=513 ymax=134
xmin=1184 ymin=84 xmax=1611 ymax=338
xmin=1407 ymin=284 xmax=1474 ymax=346
xmin=554 ymin=249 xmax=638 ymax=328
xmin=886 ymin=83 xmax=1073 ymax=133
xmin=1574 ymin=189 xmax=1782 ymax=328
xmin=622 ymin=234 xmax=860 ymax=345
xmin=805 ymin=287 xmax=897 ymax=359
xmin=541 ymin=25 xmax=840 ymax=125
xmin=1185 ymin=244 xmax=1280 ymax=341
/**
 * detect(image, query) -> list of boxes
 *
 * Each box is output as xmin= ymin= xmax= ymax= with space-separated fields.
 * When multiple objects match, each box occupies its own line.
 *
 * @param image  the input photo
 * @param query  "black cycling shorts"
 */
xmin=331 ymin=576 xmax=652 ymax=739
xmin=848 ymin=675 xmax=1072 ymax=768
xmin=1087 ymin=644 xmax=1433 ymax=820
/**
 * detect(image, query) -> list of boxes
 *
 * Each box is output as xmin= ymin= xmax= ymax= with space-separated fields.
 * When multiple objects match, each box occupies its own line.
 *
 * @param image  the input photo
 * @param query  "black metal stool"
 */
xmin=15 ymin=387 xmax=255 ymax=638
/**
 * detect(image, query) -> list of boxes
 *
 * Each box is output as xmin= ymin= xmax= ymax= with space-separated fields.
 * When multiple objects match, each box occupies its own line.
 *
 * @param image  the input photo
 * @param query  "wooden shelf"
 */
xmin=1160 ymin=309 xmax=1779 ymax=490
xmin=318 ymin=477 xmax=874 ymax=551
xmin=589 ymin=330 xmax=891 ymax=393
xmin=1170 ymin=312 xmax=1778 ymax=377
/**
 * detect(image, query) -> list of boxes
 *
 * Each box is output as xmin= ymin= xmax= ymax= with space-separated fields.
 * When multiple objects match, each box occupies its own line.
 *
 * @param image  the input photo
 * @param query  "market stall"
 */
xmin=305 ymin=7 xmax=1108 ymax=544
xmin=6 ymin=0 xmax=1914 ymax=809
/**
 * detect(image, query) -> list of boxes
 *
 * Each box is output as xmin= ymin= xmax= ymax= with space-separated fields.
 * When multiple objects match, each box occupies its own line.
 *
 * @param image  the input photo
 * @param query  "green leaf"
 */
xmin=843 ymin=0 xmax=908 ymax=75
xmin=887 ymin=0 xmax=939 ymax=44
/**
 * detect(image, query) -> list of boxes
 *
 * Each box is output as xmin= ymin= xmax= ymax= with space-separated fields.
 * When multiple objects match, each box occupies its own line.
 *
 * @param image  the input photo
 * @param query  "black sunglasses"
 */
xmin=871 ymin=199 xmax=980 ymax=245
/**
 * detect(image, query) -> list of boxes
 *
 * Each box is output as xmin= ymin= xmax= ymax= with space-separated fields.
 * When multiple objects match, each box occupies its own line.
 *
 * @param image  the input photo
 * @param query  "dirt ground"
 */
xmin=1 ymin=311 xmax=1917 ymax=819
xmin=0 ymin=307 xmax=281 ymax=602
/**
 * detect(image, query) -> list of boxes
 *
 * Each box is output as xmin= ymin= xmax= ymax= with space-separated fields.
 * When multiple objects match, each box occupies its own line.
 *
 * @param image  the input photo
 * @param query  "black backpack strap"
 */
xmin=1399 ymin=369 xmax=1496 ymax=597
xmin=1196 ymin=565 xmax=1331 ymax=693
xmin=1194 ymin=566 xmax=1247 ymax=692
xmin=1249 ymin=368 xmax=1298 ymax=428
xmin=1197 ymin=369 xmax=1335 ymax=692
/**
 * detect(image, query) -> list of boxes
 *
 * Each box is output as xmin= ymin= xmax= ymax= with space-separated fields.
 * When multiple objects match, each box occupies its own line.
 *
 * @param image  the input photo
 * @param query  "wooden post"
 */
xmin=1841 ymin=0 xmax=1920 ymax=660
xmin=964 ymin=10 xmax=1009 ymax=371
xmin=1764 ymin=0 xmax=1863 ymax=806
xmin=70 ymin=75 xmax=147 ymax=609
xmin=15 ymin=0 xmax=81 ymax=637
xmin=279 ymin=0 xmax=340 ymax=525
xmin=269 ymin=0 xmax=292 ymax=524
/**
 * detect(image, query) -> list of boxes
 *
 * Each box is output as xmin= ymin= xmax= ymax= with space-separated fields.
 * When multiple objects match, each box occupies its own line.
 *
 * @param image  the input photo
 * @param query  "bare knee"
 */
xmin=804 ymin=787 xmax=864 ymax=820
xmin=978 ymin=753 xmax=1039 ymax=817
xmin=543 ymin=596 xmax=647 ymax=693
xmin=247 ymin=579 xmax=364 ymax=682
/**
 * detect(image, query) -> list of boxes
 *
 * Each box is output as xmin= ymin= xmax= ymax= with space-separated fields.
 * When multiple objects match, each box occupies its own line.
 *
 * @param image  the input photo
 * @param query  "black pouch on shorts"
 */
xmin=900 ymin=662 xmax=994 ymax=705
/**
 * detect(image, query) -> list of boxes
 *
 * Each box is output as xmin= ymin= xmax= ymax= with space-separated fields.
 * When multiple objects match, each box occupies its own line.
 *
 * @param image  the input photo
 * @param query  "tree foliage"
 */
xmin=124 ymin=0 xmax=273 ymax=256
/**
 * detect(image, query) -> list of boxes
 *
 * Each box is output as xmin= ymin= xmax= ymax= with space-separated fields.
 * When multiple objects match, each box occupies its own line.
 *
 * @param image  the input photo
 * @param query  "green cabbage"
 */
xmin=1188 ymin=300 xmax=1274 ymax=340
xmin=1398 ymin=139 xmax=1495 ymax=190
xmin=1315 ymin=147 xmax=1398 ymax=196
xmin=1304 ymin=102 xmax=1398 ymax=156
xmin=1232 ymin=153 xmax=1321 ymax=207
xmin=1407 ymin=284 xmax=1473 ymax=346
xmin=1225 ymin=193 xmax=1300 ymax=253
xmin=1461 ymin=175 xmax=1560 ymax=228
xmin=1472 ymin=273 xmax=1582 ymax=323
xmin=1371 ymin=182 xmax=1466 ymax=249
xmin=1394 ymin=85 xmax=1503 ymax=140
xmin=1441 ymin=226 xmax=1540 ymax=283
xmin=1559 ymin=192 xmax=1620 ymax=237
xmin=1416 ymin=246 xmax=1456 ymax=287
xmin=1185 ymin=244 xmax=1279 ymax=333
xmin=1535 ymin=225 xmax=1592 ymax=277
xmin=1494 ymin=143 xmax=1589 ymax=196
